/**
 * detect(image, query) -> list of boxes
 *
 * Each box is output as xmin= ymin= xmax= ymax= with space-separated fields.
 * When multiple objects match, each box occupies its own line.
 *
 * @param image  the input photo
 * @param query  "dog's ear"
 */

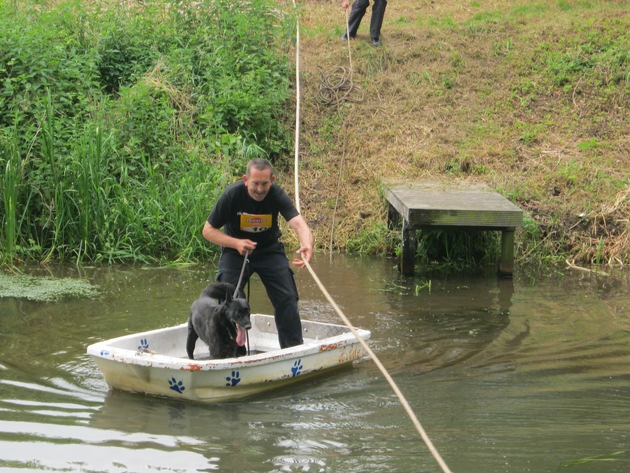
xmin=224 ymin=287 xmax=233 ymax=303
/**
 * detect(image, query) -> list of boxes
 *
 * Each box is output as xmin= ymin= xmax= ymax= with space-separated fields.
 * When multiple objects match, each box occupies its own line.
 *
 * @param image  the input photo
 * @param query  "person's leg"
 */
xmin=345 ymin=0 xmax=370 ymax=38
xmin=369 ymin=0 xmax=387 ymax=42
xmin=250 ymin=245 xmax=303 ymax=349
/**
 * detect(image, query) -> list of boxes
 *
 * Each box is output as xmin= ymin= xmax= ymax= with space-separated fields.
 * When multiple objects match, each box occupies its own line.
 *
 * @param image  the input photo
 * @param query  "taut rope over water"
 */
xmin=301 ymin=256 xmax=453 ymax=473
xmin=289 ymin=2 xmax=454 ymax=471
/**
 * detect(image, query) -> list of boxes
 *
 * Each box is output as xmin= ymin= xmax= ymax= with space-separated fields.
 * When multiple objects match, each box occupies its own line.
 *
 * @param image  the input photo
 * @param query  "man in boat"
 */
xmin=202 ymin=158 xmax=314 ymax=349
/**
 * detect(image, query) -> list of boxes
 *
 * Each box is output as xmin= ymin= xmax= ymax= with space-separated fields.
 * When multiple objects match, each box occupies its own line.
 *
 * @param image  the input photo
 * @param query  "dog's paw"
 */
xmin=137 ymin=338 xmax=149 ymax=350
xmin=168 ymin=377 xmax=186 ymax=394
xmin=225 ymin=370 xmax=241 ymax=387
xmin=291 ymin=359 xmax=303 ymax=377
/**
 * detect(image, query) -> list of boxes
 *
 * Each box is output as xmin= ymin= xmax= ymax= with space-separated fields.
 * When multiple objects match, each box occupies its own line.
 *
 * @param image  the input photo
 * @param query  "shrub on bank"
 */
xmin=0 ymin=0 xmax=294 ymax=265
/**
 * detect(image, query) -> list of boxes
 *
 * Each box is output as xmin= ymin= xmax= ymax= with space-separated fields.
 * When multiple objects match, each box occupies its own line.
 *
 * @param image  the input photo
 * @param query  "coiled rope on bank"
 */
xmin=317 ymin=65 xmax=364 ymax=106
xmin=317 ymin=11 xmax=363 ymax=106
xmin=289 ymin=2 xmax=453 ymax=472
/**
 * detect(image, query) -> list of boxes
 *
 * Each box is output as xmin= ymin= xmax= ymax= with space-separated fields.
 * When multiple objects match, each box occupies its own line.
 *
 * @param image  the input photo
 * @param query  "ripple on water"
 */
xmin=0 ymin=380 xmax=217 ymax=472
xmin=1 ymin=263 xmax=629 ymax=473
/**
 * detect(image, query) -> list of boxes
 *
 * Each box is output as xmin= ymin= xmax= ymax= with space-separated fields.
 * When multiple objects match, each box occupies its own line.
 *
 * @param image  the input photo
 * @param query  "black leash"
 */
xmin=246 ymin=276 xmax=251 ymax=356
xmin=233 ymin=251 xmax=249 ymax=299
xmin=233 ymin=251 xmax=252 ymax=356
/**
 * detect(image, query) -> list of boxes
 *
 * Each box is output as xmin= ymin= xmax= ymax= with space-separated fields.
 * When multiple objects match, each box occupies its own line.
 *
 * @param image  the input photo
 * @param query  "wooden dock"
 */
xmin=385 ymin=181 xmax=523 ymax=277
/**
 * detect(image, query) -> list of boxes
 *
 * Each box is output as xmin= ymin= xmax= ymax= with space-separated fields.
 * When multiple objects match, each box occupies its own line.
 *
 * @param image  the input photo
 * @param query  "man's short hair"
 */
xmin=246 ymin=158 xmax=273 ymax=177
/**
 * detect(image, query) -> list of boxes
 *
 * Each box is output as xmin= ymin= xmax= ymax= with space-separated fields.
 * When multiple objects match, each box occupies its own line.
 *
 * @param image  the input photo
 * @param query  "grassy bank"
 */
xmin=291 ymin=0 xmax=628 ymax=269
xmin=1 ymin=0 xmax=628 ymax=270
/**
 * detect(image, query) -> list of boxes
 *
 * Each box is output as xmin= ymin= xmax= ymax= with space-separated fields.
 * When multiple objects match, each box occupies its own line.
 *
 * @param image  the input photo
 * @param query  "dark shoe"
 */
xmin=371 ymin=37 xmax=381 ymax=47
xmin=341 ymin=33 xmax=355 ymax=41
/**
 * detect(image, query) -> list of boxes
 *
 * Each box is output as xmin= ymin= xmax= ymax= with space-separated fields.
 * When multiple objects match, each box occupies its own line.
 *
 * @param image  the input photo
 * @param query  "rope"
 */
xmin=317 ymin=10 xmax=363 ymax=106
xmin=328 ymin=9 xmax=355 ymax=260
xmin=317 ymin=66 xmax=364 ymax=106
xmin=302 ymin=256 xmax=453 ymax=473
xmin=344 ymin=9 xmax=353 ymax=76
xmin=233 ymin=251 xmax=249 ymax=299
xmin=328 ymin=120 xmax=346 ymax=263
xmin=293 ymin=1 xmax=302 ymax=212
xmin=289 ymin=2 xmax=453 ymax=472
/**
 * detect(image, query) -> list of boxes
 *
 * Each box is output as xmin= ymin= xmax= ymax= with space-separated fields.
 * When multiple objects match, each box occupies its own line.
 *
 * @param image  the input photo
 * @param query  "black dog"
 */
xmin=186 ymin=282 xmax=252 ymax=360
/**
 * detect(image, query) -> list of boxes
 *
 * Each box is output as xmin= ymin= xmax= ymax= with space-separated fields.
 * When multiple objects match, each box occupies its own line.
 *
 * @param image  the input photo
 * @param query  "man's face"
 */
xmin=243 ymin=167 xmax=274 ymax=202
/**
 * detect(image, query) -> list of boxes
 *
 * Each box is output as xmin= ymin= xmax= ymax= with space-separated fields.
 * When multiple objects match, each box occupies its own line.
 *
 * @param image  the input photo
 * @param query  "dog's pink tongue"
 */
xmin=235 ymin=324 xmax=247 ymax=347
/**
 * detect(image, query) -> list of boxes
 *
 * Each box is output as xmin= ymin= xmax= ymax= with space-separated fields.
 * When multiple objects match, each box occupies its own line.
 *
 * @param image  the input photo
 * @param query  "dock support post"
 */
xmin=401 ymin=220 xmax=416 ymax=276
xmin=498 ymin=228 xmax=515 ymax=278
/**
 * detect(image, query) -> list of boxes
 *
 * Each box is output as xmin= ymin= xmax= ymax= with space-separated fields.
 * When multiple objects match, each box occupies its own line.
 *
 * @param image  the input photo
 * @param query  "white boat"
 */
xmin=87 ymin=314 xmax=371 ymax=402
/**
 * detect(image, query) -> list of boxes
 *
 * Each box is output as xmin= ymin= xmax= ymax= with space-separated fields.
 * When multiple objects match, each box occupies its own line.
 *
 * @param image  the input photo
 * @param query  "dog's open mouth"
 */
xmin=234 ymin=323 xmax=249 ymax=347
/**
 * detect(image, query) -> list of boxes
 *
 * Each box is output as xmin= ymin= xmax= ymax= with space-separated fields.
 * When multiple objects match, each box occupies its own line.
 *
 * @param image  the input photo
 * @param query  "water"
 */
xmin=1 ymin=256 xmax=629 ymax=473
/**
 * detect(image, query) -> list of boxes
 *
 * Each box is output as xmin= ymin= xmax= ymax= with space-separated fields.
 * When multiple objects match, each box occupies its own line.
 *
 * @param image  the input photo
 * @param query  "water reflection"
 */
xmin=1 ymin=257 xmax=629 ymax=472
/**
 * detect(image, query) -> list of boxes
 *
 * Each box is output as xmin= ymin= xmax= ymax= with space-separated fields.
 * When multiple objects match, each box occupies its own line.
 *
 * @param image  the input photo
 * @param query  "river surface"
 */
xmin=1 ymin=256 xmax=629 ymax=473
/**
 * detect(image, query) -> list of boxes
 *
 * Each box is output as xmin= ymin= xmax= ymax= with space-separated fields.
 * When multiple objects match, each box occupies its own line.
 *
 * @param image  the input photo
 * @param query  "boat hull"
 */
xmin=87 ymin=314 xmax=371 ymax=402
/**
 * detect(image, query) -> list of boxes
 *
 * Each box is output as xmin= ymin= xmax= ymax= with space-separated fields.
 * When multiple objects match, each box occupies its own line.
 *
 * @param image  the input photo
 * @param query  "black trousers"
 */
xmin=216 ymin=243 xmax=303 ymax=349
xmin=346 ymin=0 xmax=388 ymax=40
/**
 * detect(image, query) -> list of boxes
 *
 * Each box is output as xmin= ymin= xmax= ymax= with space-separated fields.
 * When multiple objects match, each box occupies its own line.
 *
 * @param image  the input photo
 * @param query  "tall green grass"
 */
xmin=0 ymin=0 xmax=294 ymax=266
xmin=1 ymin=135 xmax=21 ymax=264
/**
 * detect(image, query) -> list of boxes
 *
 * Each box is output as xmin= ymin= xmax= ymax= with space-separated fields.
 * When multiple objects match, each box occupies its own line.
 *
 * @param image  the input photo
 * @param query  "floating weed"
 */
xmin=414 ymin=280 xmax=432 ymax=295
xmin=0 ymin=272 xmax=100 ymax=301
xmin=560 ymin=450 xmax=626 ymax=468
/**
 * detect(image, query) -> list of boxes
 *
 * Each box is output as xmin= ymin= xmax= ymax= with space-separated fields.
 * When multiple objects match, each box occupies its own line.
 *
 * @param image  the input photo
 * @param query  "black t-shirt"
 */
xmin=207 ymin=180 xmax=299 ymax=248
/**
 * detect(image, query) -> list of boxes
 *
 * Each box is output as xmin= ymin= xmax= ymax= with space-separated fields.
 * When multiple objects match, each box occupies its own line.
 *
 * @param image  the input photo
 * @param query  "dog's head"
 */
xmin=225 ymin=296 xmax=252 ymax=347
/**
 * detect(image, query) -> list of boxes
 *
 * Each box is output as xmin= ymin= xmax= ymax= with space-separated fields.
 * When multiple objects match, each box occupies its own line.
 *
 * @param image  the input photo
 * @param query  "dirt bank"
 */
xmin=281 ymin=0 xmax=629 ymax=268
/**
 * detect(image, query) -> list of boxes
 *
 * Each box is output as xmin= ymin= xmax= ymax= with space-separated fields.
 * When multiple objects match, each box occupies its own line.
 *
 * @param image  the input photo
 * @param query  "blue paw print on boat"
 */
xmin=225 ymin=370 xmax=241 ymax=387
xmin=137 ymin=338 xmax=149 ymax=350
xmin=291 ymin=359 xmax=303 ymax=377
xmin=168 ymin=377 xmax=186 ymax=394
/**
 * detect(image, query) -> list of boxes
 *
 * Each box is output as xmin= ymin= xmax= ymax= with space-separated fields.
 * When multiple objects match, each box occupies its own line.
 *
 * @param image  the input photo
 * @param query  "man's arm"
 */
xmin=287 ymin=215 xmax=314 ymax=268
xmin=202 ymin=221 xmax=257 ymax=256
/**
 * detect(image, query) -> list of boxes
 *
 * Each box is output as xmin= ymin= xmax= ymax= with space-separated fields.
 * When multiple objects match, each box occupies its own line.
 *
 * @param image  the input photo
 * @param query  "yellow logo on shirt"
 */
xmin=240 ymin=213 xmax=272 ymax=233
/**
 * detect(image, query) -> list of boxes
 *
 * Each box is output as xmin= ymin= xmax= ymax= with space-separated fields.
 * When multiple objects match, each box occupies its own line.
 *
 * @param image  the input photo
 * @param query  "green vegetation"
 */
xmin=0 ymin=0 xmax=293 ymax=265
xmin=0 ymin=271 xmax=99 ymax=301
xmin=1 ymin=0 xmax=628 ymax=271
xmin=560 ymin=450 xmax=626 ymax=468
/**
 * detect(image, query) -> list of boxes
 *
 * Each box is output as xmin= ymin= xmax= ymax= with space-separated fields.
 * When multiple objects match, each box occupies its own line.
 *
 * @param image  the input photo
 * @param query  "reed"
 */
xmin=39 ymin=92 xmax=66 ymax=263
xmin=416 ymin=229 xmax=501 ymax=271
xmin=69 ymin=124 xmax=113 ymax=262
xmin=1 ymin=138 xmax=21 ymax=264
